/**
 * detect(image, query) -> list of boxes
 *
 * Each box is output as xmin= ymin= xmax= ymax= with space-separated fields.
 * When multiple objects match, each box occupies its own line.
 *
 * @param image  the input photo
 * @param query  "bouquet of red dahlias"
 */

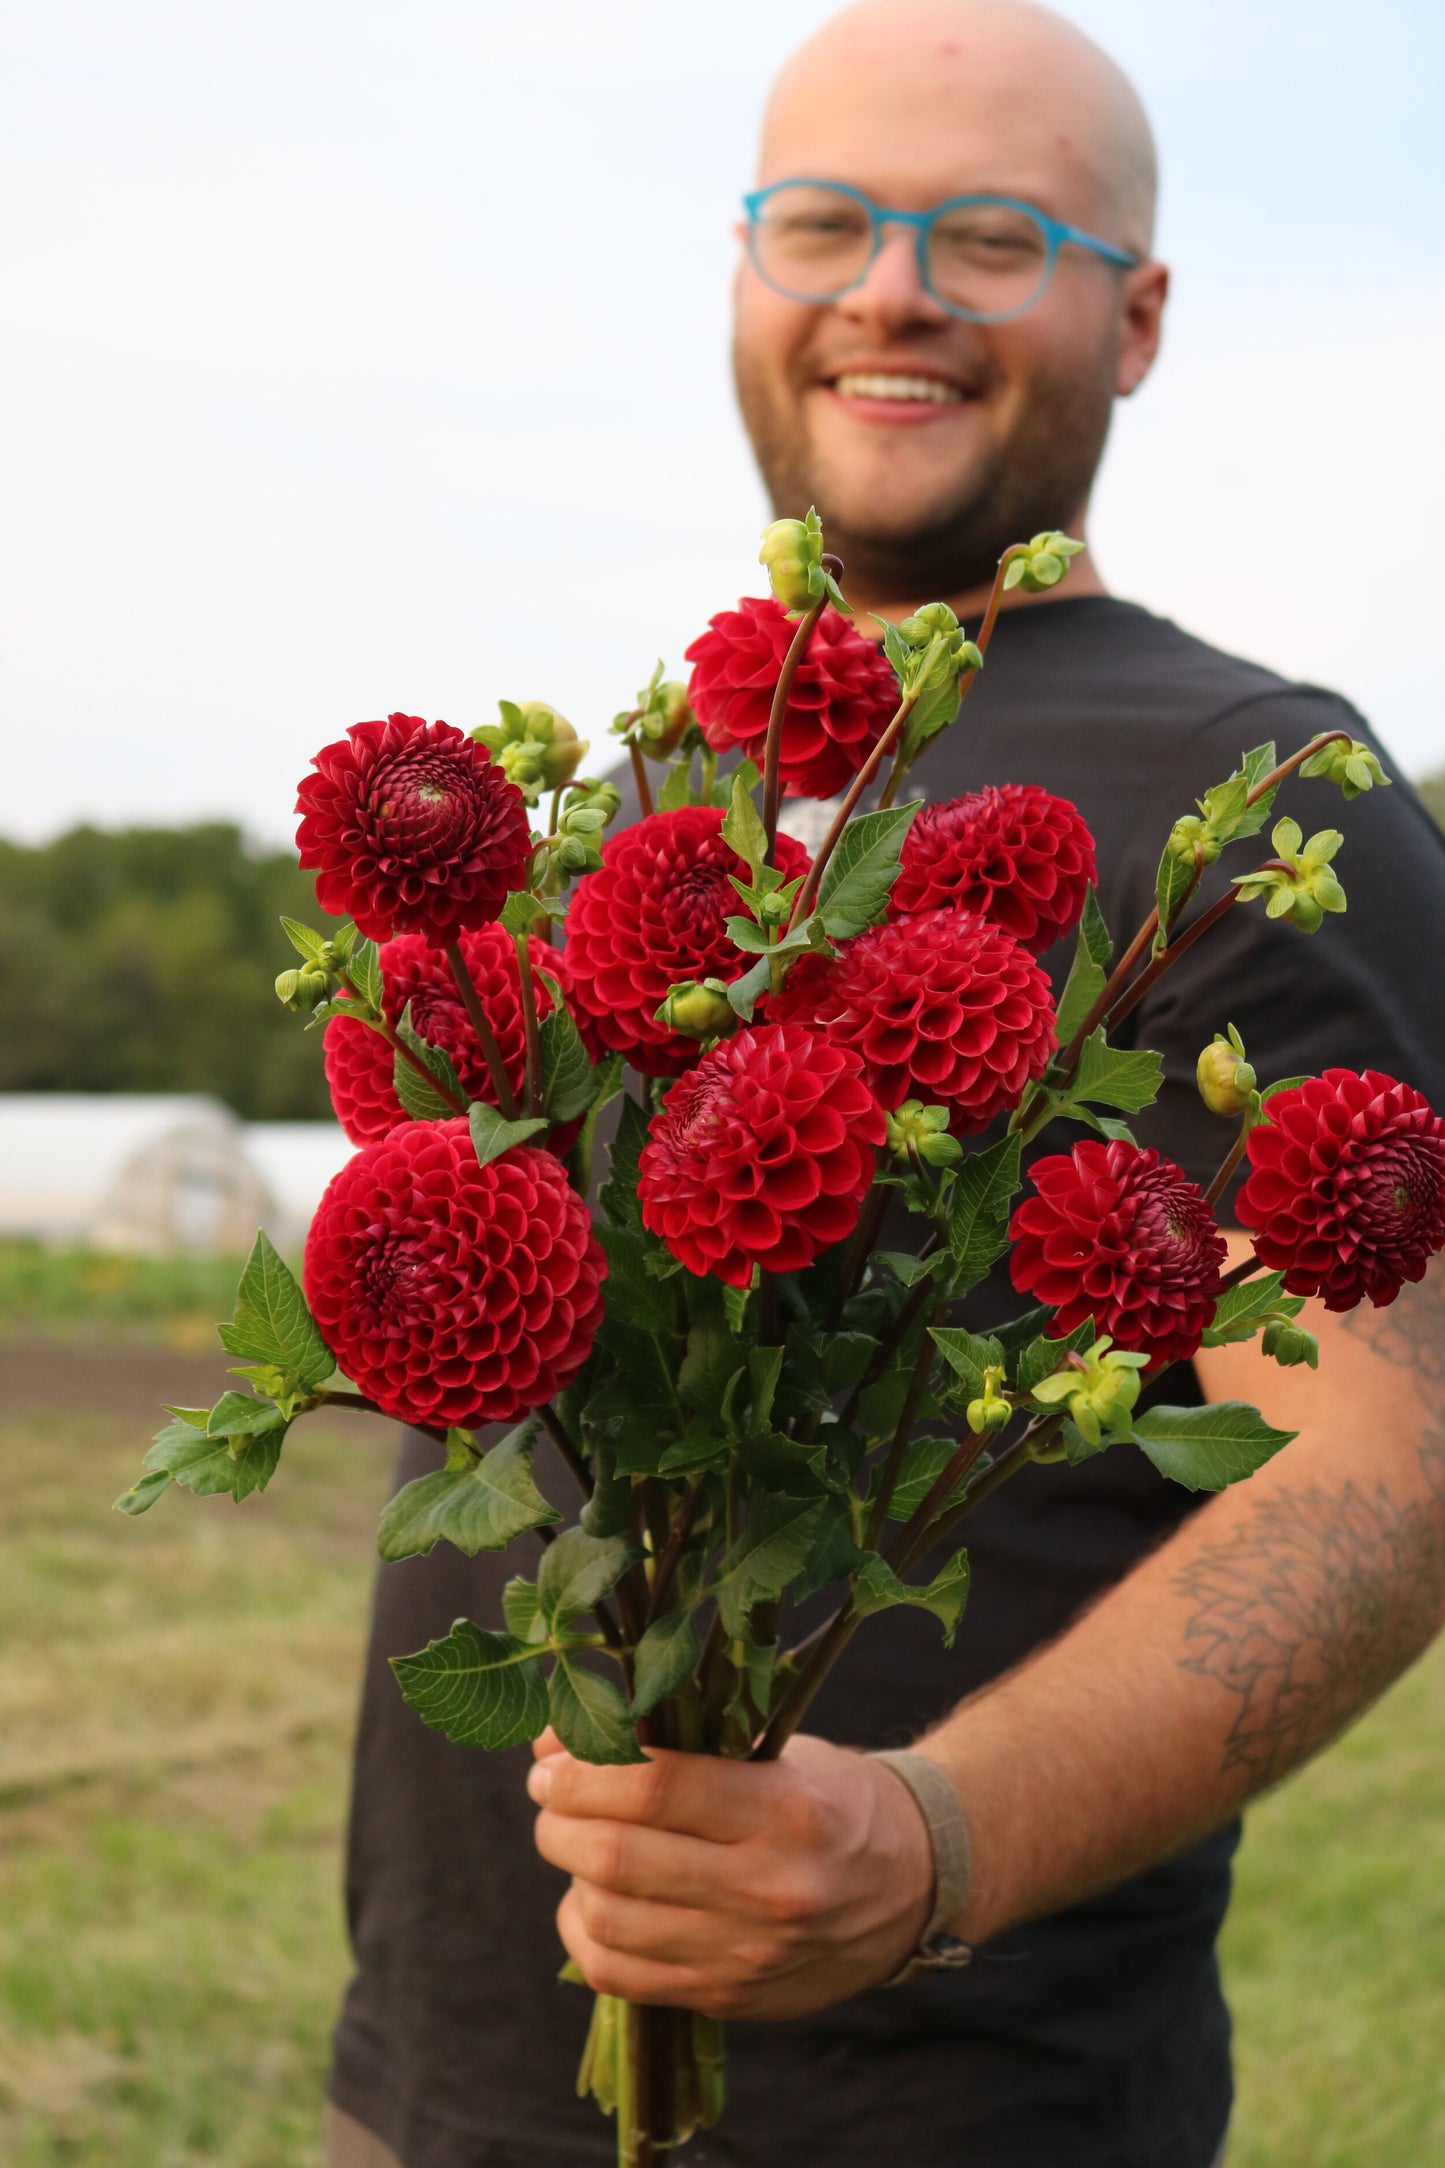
xmin=121 ymin=511 xmax=1445 ymax=2164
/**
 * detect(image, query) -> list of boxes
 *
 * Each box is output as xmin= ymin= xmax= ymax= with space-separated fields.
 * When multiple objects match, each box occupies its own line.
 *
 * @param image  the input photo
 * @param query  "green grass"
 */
xmin=0 ymin=1240 xmax=247 ymax=1337
xmin=1 ymin=1337 xmax=1443 ymax=2164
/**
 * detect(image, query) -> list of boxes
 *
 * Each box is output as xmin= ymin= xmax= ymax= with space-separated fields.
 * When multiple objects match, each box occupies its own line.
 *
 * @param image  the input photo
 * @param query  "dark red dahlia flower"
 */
xmin=1236 ymin=1069 xmax=1445 ymax=1310
xmin=1009 ymin=1140 xmax=1228 ymax=1365
xmin=891 ymin=784 xmax=1096 ymax=954
xmin=304 ymin=1121 xmax=605 ymax=1427
xmin=771 ymin=907 xmax=1055 ymax=1132
xmin=563 ymin=806 xmax=809 ymax=1076
xmin=638 ymin=1023 xmax=885 ymax=1285
xmin=685 ymin=595 xmax=900 ymax=799
xmin=322 ymin=927 xmax=579 ymax=1144
xmin=295 ymin=712 xmax=533 ymax=945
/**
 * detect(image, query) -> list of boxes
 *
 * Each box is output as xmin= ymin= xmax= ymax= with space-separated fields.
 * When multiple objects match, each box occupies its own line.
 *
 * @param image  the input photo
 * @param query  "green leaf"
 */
xmin=549 ymin=1658 xmax=647 ymax=1765
xmin=537 ymin=1003 xmax=596 ymax=1124
xmin=279 ymin=915 xmax=329 ymax=965
xmin=537 ymin=1529 xmax=637 ymax=1632
xmin=502 ymin=1575 xmax=545 ymax=1643
xmin=469 ymin=1102 xmax=549 ymax=1167
xmin=598 ymin=1224 xmax=673 ymax=1333
xmin=1233 ymin=742 xmax=1280 ymax=837
xmin=216 ymin=1232 xmax=333 ymax=1389
xmin=929 ymin=1327 xmax=1006 ymax=1400
xmin=883 ymin=1434 xmax=959 ymax=1521
xmin=601 ymin=1095 xmax=651 ymax=1230
xmin=113 ymin=1468 xmax=176 ymax=1516
xmin=717 ymin=1493 xmax=826 ymax=1637
xmin=725 ymin=952 xmax=773 ymax=1023
xmin=500 ymin=890 xmax=547 ymax=937
xmin=1260 ymin=1074 xmax=1309 ymax=1103
xmin=391 ymin=1620 xmax=549 ymax=1749
xmin=1199 ymin=1271 xmax=1296 ymax=1348
xmin=393 ymin=1006 xmax=465 ymax=1120
xmin=852 ymin=1549 xmax=971 ymax=1643
xmin=656 ymin=758 xmax=696 ymax=812
xmin=815 ymin=802 xmax=921 ymax=940
xmin=141 ymin=1409 xmax=286 ymax=1504
xmin=1068 ymin=1029 xmax=1164 ymax=1115
xmin=722 ymin=1282 xmax=751 ymax=1335
xmin=1053 ymin=886 xmax=1112 ymax=1046
xmin=205 ymin=1388 xmax=290 ymax=1438
xmin=746 ymin=1345 xmax=785 ymax=1434
xmin=946 ymin=1134 xmax=1022 ymax=1288
xmin=348 ymin=934 xmax=385 ymax=1011
xmin=722 ymin=768 xmax=769 ymax=880
xmin=377 ymin=1424 xmax=558 ymax=1560
xmin=1013 ymin=1318 xmax=1096 ymax=1395
xmin=1133 ymin=1401 xmax=1297 ymax=1492
xmin=631 ymin=1612 xmax=701 ymax=1717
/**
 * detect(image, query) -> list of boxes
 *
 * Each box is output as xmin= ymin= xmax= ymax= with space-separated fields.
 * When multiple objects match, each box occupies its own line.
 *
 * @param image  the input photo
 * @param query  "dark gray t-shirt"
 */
xmin=327 ymin=597 xmax=1445 ymax=2168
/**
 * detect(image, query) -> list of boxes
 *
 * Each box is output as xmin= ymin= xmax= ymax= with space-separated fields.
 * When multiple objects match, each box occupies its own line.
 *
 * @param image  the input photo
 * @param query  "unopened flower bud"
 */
xmin=966 ymin=1365 xmax=1011 ymax=1436
xmin=1262 ymin=1318 xmax=1319 ymax=1369
xmin=1299 ymin=736 xmax=1390 ymax=801
xmin=1197 ymin=1035 xmax=1257 ymax=1118
xmin=1166 ymin=813 xmax=1222 ymax=867
xmin=884 ymin=1099 xmax=962 ymax=1167
xmin=555 ymin=835 xmax=594 ymax=874
xmin=473 ymin=699 xmax=586 ymax=801
xmin=275 ymin=968 xmax=302 ymax=1007
xmin=759 ymin=506 xmax=830 ymax=613
xmin=1002 ymin=531 xmax=1086 ymax=594
xmin=637 ymin=679 xmax=694 ymax=760
xmin=893 ymin=604 xmax=983 ymax=752
xmin=655 ymin=980 xmax=734 ymax=1040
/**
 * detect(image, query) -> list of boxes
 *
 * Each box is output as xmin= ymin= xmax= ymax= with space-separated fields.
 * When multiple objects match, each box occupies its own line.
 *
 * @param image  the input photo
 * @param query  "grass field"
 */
xmin=1 ymin=1329 xmax=1442 ymax=2166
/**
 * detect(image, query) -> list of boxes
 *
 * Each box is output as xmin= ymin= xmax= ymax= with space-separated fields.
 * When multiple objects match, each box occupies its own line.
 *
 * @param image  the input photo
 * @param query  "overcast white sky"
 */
xmin=3 ymin=0 xmax=1442 ymax=846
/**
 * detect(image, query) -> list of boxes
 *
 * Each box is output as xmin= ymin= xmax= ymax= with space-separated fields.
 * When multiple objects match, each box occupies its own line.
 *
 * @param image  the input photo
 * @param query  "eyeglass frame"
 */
xmin=741 ymin=178 xmax=1140 ymax=324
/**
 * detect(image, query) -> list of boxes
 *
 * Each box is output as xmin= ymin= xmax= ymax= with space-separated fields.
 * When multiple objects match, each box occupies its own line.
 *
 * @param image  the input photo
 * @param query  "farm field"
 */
xmin=1 ymin=1321 xmax=1442 ymax=2167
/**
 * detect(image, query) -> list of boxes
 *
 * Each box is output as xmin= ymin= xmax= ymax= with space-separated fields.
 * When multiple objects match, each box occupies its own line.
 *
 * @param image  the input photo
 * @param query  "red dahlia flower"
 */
xmin=638 ymin=1023 xmax=884 ymax=1285
xmin=1236 ymin=1069 xmax=1445 ymax=1310
xmin=304 ymin=1121 xmax=605 ymax=1427
xmin=1009 ymin=1140 xmax=1228 ymax=1365
xmin=891 ymin=784 xmax=1097 ymax=954
xmin=563 ymin=806 xmax=809 ymax=1076
xmin=322 ymin=926 xmax=578 ymax=1145
xmin=685 ymin=595 xmax=900 ymax=799
xmin=295 ymin=712 xmax=532 ymax=945
xmin=771 ymin=907 xmax=1056 ymax=1132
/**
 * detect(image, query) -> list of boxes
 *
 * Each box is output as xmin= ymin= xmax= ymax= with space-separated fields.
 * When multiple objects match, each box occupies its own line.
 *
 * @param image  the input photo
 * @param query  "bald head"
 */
xmin=761 ymin=0 xmax=1157 ymax=258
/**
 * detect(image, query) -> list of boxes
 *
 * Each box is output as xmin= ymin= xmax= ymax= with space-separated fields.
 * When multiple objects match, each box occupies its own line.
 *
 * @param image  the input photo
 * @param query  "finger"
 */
xmin=533 ymin=1808 xmax=737 ymax=1909
xmin=571 ymin=1879 xmax=721 ymax=1969
xmin=531 ymin=1745 xmax=784 ymax=1840
xmin=556 ymin=1885 xmax=703 ymax=2009
xmin=530 ymin=1727 xmax=565 ymax=1764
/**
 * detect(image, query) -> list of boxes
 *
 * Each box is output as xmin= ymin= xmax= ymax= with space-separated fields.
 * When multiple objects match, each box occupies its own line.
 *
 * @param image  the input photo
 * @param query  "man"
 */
xmin=326 ymin=4 xmax=1445 ymax=2163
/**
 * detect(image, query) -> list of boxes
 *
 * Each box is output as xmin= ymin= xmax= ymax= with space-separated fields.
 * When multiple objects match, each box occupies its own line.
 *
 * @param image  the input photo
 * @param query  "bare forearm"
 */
xmin=920 ymin=1275 xmax=1445 ymax=1946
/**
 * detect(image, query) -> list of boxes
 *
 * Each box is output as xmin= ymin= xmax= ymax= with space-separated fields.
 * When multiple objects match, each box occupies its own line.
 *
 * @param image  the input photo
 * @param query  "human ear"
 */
xmin=1116 ymin=259 xmax=1169 ymax=397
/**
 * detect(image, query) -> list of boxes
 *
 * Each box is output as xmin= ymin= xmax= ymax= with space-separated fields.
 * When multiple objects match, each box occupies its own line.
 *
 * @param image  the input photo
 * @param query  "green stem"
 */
xmin=645 ymin=1476 xmax=703 ymax=1624
xmin=512 ymin=929 xmax=544 ymax=1119
xmin=873 ymin=544 xmax=1023 ymax=812
xmin=628 ymin=737 xmax=655 ymax=821
xmin=445 ymin=942 xmax=520 ymax=1118
xmin=762 ymin=595 xmax=828 ymax=860
xmin=862 ymin=1305 xmax=944 ymax=1548
xmin=335 ymin=970 xmax=471 ymax=1118
xmin=786 ymin=686 xmax=921 ymax=931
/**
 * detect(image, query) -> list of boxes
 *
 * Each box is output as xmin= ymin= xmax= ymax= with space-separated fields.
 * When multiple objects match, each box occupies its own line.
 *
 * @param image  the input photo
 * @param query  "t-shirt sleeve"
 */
xmin=1124 ymin=685 xmax=1445 ymax=1219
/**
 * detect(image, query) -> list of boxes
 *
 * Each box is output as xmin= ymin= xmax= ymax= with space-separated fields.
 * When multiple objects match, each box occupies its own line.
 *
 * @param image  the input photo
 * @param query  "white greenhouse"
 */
xmin=0 ymin=1096 xmax=353 ymax=1256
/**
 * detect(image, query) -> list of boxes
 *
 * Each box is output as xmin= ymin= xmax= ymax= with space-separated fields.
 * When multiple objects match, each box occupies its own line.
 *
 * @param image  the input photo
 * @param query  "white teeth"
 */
xmin=832 ymin=372 xmax=964 ymax=404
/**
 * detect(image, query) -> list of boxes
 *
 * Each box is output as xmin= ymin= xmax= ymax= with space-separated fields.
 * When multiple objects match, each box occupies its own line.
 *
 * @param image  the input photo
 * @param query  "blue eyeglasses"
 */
xmin=742 ymin=179 xmax=1138 ymax=324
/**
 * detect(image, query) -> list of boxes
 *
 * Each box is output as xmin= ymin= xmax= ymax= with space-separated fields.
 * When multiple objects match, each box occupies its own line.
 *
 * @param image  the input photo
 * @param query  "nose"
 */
xmin=836 ymin=221 xmax=951 ymax=336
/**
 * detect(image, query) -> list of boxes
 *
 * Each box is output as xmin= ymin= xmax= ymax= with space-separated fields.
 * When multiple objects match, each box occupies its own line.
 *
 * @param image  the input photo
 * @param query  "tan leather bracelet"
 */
xmin=871 ymin=1748 xmax=974 ymax=1983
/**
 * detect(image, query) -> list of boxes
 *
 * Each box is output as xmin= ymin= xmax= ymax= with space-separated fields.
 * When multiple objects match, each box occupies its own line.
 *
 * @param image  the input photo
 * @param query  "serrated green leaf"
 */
xmin=377 ymin=1424 xmax=559 ymax=1560
xmin=631 ymin=1612 xmax=700 ymax=1717
xmin=142 ymin=1410 xmax=286 ymax=1503
xmin=1054 ymin=886 xmax=1112 ymax=1045
xmin=1013 ymin=1318 xmax=1096 ymax=1394
xmin=815 ymin=802 xmax=921 ymax=940
xmin=538 ymin=1529 xmax=638 ymax=1632
xmin=1133 ymin=1401 xmax=1297 ymax=1491
xmin=215 ymin=1231 xmax=333 ymax=1389
xmin=393 ymin=1006 xmax=465 ymax=1121
xmin=852 ymin=1549 xmax=971 ymax=1643
xmin=722 ymin=1282 xmax=750 ymax=1334
xmin=600 ymin=1095 xmax=650 ymax=1230
xmin=549 ymin=1658 xmax=647 ymax=1765
xmin=717 ymin=1493 xmax=826 ymax=1637
xmin=538 ymin=1003 xmax=596 ymax=1124
xmin=468 ymin=1102 xmax=549 ymax=1167
xmin=1200 ymin=1271 xmax=1302 ymax=1348
xmin=725 ymin=952 xmax=773 ymax=1022
xmin=790 ymin=1491 xmax=863 ymax=1602
xmin=656 ymin=758 xmax=696 ymax=812
xmin=1154 ymin=845 xmax=1202 ymax=949
xmin=1068 ymin=1030 xmax=1164 ymax=1115
xmin=882 ymin=1434 xmax=959 ymax=1521
xmin=1260 ymin=1074 xmax=1309 ymax=1103
xmin=391 ymin=1620 xmax=549 ymax=1749
xmin=280 ymin=915 xmax=329 ymax=965
xmin=929 ymin=1327 xmax=1006 ymax=1400
xmin=113 ymin=1468 xmax=178 ymax=1516
xmin=347 ymin=934 xmax=384 ymax=1011
xmin=722 ymin=768 xmax=769 ymax=880
xmin=598 ymin=1224 xmax=672 ymax=1332
xmin=946 ymin=1134 xmax=1022 ymax=1288
xmin=723 ymin=915 xmax=773 ymax=955
xmin=502 ymin=1575 xmax=545 ymax=1643
xmin=500 ymin=890 xmax=547 ymax=937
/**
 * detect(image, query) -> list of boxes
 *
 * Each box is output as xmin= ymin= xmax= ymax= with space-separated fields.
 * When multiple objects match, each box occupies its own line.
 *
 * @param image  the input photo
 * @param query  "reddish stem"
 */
xmin=628 ymin=736 xmax=655 ymax=820
xmin=762 ymin=593 xmax=828 ymax=859
xmin=446 ymin=942 xmax=520 ymax=1118
xmin=335 ymin=968 xmax=470 ymax=1117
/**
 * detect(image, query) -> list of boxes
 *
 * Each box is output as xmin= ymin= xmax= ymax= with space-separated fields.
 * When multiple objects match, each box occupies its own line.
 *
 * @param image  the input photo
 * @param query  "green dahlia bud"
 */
xmin=1262 ymin=1318 xmax=1319 ymax=1369
xmin=1196 ymin=1035 xmax=1257 ymax=1118
xmin=274 ymin=967 xmax=303 ymax=1007
xmin=1299 ymin=736 xmax=1390 ymax=801
xmin=1232 ymin=817 xmax=1347 ymax=935
xmin=759 ymin=507 xmax=829 ymax=612
xmin=655 ymin=980 xmax=735 ymax=1040
xmin=474 ymin=700 xmax=586 ymax=801
xmin=1166 ymin=813 xmax=1222 ymax=867
xmin=1032 ymin=1338 xmax=1148 ymax=1450
xmin=1002 ymin=530 xmax=1086 ymax=594
xmin=884 ymin=1100 xmax=962 ymax=1168
xmin=893 ymin=604 xmax=984 ymax=749
xmin=637 ymin=679 xmax=695 ymax=760
xmin=966 ymin=1365 xmax=1011 ymax=1436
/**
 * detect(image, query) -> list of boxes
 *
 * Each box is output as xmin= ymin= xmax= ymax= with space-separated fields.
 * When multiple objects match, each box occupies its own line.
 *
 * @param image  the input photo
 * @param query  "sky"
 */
xmin=2 ymin=0 xmax=1442 ymax=847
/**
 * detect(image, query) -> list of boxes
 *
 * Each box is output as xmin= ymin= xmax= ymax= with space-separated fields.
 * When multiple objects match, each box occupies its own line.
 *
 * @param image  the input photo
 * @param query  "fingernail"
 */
xmin=529 ymin=1764 xmax=552 ymax=1803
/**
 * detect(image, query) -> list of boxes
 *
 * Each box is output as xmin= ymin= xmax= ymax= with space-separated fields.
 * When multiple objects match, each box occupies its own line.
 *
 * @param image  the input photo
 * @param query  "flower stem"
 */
xmin=512 ymin=930 xmax=544 ymax=1119
xmin=762 ymin=595 xmax=828 ymax=859
xmin=445 ymin=941 xmax=521 ymax=1118
xmin=873 ymin=543 xmax=1023 ymax=812
xmin=786 ymin=686 xmax=921 ymax=931
xmin=645 ymin=1476 xmax=703 ymax=1625
xmin=862 ymin=1308 xmax=944 ymax=1548
xmin=335 ymin=969 xmax=471 ymax=1118
xmin=1204 ymin=1124 xmax=1254 ymax=1212
xmin=628 ymin=737 xmax=655 ymax=821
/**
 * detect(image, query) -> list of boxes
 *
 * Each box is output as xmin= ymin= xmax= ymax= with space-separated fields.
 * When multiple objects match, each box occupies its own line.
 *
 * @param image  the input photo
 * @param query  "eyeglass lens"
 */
xmin=750 ymin=183 xmax=1052 ymax=319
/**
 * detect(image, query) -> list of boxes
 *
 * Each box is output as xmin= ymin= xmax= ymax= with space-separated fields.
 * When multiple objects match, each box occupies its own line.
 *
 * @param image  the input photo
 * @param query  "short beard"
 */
xmin=734 ymin=344 xmax=1115 ymax=604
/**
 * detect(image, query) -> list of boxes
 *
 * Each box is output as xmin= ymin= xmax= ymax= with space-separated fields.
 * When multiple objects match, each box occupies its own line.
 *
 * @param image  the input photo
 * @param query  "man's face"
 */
xmin=734 ymin=39 xmax=1156 ymax=601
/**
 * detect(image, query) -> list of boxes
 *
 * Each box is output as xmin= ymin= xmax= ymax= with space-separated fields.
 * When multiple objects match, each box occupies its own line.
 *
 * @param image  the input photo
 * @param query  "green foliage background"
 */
xmin=0 ymin=825 xmax=340 ymax=1119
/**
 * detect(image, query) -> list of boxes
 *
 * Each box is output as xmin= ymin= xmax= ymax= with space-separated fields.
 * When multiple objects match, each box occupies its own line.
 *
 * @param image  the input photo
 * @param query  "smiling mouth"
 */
xmin=830 ymin=372 xmax=967 ymax=404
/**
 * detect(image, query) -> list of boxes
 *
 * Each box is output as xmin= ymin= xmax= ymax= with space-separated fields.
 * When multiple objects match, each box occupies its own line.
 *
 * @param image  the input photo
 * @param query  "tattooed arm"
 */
xmin=913 ymin=1243 xmax=1445 ymax=1945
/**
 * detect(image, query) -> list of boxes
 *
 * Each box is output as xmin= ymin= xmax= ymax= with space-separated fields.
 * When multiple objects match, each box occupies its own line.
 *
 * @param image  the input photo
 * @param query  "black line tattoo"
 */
xmin=1172 ymin=1270 xmax=1445 ymax=1789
